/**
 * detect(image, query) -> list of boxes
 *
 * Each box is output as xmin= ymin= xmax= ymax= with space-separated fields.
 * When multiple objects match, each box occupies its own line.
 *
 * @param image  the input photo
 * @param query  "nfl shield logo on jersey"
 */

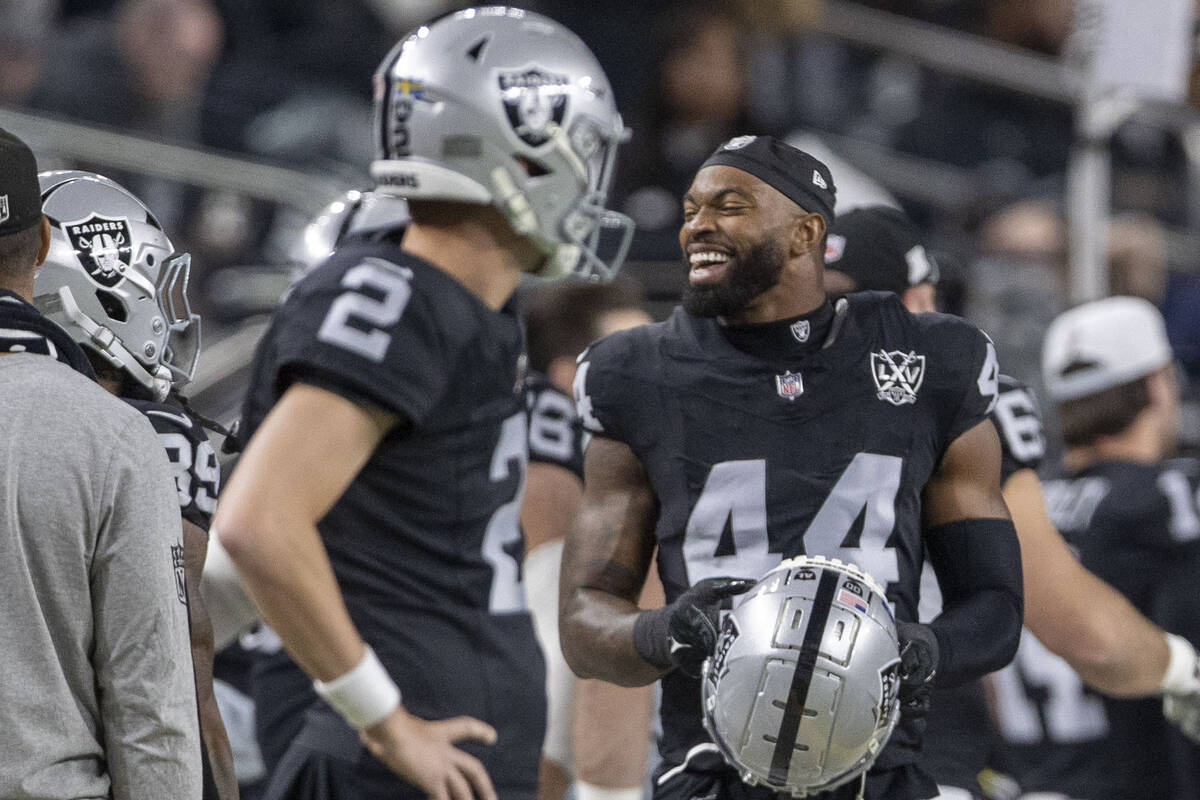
xmin=871 ymin=350 xmax=925 ymax=406
xmin=775 ymin=370 xmax=804 ymax=401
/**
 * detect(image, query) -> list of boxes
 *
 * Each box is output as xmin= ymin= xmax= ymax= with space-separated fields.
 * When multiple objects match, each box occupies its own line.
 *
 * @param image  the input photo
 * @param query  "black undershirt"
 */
xmin=718 ymin=300 xmax=835 ymax=364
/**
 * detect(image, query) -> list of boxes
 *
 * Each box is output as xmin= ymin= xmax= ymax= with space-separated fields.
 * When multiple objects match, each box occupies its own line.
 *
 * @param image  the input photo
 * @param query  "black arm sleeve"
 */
xmin=925 ymin=517 xmax=1023 ymax=687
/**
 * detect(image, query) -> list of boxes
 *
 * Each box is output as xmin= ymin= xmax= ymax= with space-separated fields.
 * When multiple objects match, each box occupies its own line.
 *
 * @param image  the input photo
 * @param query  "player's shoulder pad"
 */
xmin=577 ymin=315 xmax=669 ymax=375
xmin=574 ymin=318 xmax=671 ymax=438
xmin=124 ymin=397 xmax=201 ymax=436
xmin=991 ymin=373 xmax=1046 ymax=474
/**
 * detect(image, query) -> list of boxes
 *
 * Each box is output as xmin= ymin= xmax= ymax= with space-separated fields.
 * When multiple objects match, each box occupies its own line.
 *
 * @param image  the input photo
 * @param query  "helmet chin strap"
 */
xmin=57 ymin=286 xmax=171 ymax=401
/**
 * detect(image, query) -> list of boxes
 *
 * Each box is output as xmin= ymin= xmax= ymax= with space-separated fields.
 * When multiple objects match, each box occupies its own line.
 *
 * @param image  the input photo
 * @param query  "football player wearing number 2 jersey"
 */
xmin=216 ymin=8 xmax=635 ymax=800
xmin=560 ymin=135 xmax=1024 ymax=800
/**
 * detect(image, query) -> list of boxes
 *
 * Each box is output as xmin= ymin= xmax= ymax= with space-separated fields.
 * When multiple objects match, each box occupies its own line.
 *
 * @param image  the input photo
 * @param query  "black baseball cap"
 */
xmin=0 ymin=128 xmax=42 ymax=236
xmin=700 ymin=135 xmax=837 ymax=228
xmin=824 ymin=205 xmax=938 ymax=294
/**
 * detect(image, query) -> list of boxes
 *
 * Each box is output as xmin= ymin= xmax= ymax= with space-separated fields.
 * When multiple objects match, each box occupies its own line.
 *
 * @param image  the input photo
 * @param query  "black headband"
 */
xmin=700 ymin=135 xmax=837 ymax=227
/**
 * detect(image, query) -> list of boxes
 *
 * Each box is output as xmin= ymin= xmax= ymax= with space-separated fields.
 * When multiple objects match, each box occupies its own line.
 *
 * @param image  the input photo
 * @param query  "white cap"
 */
xmin=1042 ymin=296 xmax=1173 ymax=402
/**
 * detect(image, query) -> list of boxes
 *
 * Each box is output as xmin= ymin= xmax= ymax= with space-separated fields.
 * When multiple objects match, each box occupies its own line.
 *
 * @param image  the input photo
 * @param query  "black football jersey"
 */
xmin=919 ymin=375 xmax=1044 ymax=792
xmin=525 ymin=370 xmax=585 ymax=480
xmin=994 ymin=457 xmax=1200 ymax=800
xmin=126 ymin=398 xmax=219 ymax=530
xmin=240 ymin=241 xmax=544 ymax=792
xmin=575 ymin=292 xmax=1000 ymax=779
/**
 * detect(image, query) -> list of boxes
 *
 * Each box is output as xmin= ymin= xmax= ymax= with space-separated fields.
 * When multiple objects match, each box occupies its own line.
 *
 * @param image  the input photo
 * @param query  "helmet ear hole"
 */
xmin=514 ymin=155 xmax=550 ymax=177
xmin=95 ymin=289 xmax=128 ymax=323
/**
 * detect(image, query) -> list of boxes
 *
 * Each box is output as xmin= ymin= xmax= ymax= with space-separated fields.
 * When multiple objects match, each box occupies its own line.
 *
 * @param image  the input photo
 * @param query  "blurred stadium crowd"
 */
xmin=4 ymin=0 xmax=1200 ymax=798
xmin=5 ymin=0 xmax=1200 ymax=437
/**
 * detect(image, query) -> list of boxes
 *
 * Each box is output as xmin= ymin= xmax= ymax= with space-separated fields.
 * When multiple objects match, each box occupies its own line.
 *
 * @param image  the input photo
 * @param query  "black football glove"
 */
xmin=633 ymin=577 xmax=754 ymax=677
xmin=896 ymin=621 xmax=939 ymax=723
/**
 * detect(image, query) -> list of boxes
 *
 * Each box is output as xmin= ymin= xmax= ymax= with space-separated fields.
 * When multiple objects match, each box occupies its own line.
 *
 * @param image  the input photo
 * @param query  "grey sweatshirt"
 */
xmin=0 ymin=354 xmax=201 ymax=799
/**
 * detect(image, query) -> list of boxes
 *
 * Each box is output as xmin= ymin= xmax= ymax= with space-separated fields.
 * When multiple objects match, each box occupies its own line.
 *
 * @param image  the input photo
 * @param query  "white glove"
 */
xmin=1160 ymin=633 xmax=1200 ymax=743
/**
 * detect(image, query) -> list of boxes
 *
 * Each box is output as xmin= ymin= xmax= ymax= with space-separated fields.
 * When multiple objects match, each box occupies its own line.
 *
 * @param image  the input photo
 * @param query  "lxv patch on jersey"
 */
xmin=871 ymin=349 xmax=925 ymax=406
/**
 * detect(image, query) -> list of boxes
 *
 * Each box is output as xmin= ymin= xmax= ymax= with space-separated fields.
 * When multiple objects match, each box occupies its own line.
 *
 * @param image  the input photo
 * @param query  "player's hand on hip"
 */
xmin=360 ymin=706 xmax=499 ymax=800
xmin=633 ymin=576 xmax=754 ymax=677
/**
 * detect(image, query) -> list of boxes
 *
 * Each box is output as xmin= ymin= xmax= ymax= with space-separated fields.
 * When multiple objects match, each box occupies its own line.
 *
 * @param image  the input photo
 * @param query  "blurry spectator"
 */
xmin=963 ymin=199 xmax=1068 ymax=396
xmin=0 ymin=0 xmax=57 ymax=105
xmin=610 ymin=0 xmax=774 ymax=259
xmin=964 ymin=198 xmax=1173 ymax=452
xmin=892 ymin=0 xmax=1074 ymax=192
xmin=27 ymin=0 xmax=223 ymax=230
xmin=31 ymin=0 xmax=222 ymax=137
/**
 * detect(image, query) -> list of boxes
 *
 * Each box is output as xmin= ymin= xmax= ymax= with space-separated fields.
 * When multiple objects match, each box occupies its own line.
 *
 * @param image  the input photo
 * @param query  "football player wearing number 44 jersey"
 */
xmin=561 ymin=135 xmax=1023 ymax=800
xmin=216 ymin=8 xmax=635 ymax=800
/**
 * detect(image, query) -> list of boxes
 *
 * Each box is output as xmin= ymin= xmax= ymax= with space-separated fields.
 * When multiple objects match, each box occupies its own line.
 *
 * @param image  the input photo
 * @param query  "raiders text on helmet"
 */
xmin=34 ymin=171 xmax=200 ymax=401
xmin=702 ymin=555 xmax=902 ymax=797
xmin=371 ymin=6 xmax=633 ymax=280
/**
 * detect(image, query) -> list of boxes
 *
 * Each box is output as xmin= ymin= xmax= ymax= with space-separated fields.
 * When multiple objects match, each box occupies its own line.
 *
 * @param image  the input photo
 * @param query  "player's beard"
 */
xmin=682 ymin=236 xmax=787 ymax=318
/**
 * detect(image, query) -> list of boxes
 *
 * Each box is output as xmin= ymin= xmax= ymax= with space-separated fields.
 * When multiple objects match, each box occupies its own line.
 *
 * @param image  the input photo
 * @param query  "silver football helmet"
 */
xmin=371 ymin=6 xmax=633 ymax=280
xmin=702 ymin=556 xmax=902 ymax=797
xmin=33 ymin=171 xmax=200 ymax=401
xmin=289 ymin=189 xmax=410 ymax=272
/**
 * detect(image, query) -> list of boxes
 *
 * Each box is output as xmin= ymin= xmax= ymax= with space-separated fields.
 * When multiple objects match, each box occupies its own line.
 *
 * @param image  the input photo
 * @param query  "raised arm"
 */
xmin=1005 ymin=467 xmax=1176 ymax=696
xmin=559 ymin=436 xmax=661 ymax=686
xmin=920 ymin=417 xmax=1023 ymax=687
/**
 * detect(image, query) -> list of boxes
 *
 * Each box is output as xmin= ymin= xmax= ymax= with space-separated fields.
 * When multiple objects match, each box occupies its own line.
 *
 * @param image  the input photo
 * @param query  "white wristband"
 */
xmin=313 ymin=645 xmax=401 ymax=729
xmin=575 ymin=782 xmax=645 ymax=800
xmin=1160 ymin=633 xmax=1200 ymax=694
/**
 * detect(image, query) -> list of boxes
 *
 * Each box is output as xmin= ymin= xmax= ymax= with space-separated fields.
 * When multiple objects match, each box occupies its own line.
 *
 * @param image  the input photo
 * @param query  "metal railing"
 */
xmin=0 ymin=105 xmax=354 ymax=216
xmin=819 ymin=1 xmax=1078 ymax=103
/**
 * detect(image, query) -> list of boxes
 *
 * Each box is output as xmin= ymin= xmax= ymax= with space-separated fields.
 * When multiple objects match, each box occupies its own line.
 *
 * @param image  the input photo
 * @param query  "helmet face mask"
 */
xmin=370 ymin=6 xmax=633 ymax=280
xmin=33 ymin=170 xmax=200 ymax=401
xmin=702 ymin=556 xmax=902 ymax=797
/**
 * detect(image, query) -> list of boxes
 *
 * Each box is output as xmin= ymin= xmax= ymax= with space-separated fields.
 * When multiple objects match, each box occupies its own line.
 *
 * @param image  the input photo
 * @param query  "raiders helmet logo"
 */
xmin=62 ymin=214 xmax=132 ymax=288
xmin=871 ymin=349 xmax=926 ymax=406
xmin=499 ymin=67 xmax=569 ymax=147
xmin=0 ymin=194 xmax=9 ymax=225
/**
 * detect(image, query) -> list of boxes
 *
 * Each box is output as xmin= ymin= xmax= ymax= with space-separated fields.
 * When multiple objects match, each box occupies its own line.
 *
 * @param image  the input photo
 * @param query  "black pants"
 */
xmin=263 ymin=710 xmax=537 ymax=800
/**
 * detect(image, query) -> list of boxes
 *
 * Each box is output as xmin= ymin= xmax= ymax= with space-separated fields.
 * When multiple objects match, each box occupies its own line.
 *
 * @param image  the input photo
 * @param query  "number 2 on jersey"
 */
xmin=683 ymin=452 xmax=902 ymax=587
xmin=317 ymin=258 xmax=413 ymax=362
